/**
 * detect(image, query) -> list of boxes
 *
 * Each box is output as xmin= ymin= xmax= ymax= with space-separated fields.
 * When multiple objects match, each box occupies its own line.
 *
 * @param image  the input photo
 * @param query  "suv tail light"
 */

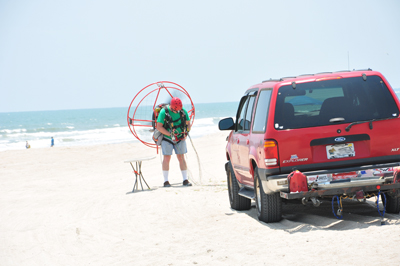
xmin=264 ymin=140 xmax=279 ymax=167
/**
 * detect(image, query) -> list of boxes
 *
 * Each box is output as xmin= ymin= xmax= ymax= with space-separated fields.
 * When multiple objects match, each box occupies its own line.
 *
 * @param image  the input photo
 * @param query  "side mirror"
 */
xmin=219 ymin=117 xmax=235 ymax=130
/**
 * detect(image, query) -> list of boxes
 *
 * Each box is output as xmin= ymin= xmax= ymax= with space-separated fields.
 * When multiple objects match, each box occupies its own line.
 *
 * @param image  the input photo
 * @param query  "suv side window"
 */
xmin=236 ymin=95 xmax=249 ymax=131
xmin=244 ymin=93 xmax=256 ymax=131
xmin=236 ymin=91 xmax=257 ymax=131
xmin=253 ymin=89 xmax=272 ymax=132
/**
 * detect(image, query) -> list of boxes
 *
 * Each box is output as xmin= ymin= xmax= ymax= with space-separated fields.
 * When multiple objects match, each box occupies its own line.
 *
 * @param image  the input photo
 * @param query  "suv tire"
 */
xmin=226 ymin=162 xmax=251 ymax=210
xmin=384 ymin=189 xmax=400 ymax=214
xmin=254 ymin=167 xmax=282 ymax=223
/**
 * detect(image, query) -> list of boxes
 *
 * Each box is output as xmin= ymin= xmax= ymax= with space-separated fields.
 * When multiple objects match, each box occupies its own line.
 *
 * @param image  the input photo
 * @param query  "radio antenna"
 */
xmin=348 ymin=51 xmax=350 ymax=70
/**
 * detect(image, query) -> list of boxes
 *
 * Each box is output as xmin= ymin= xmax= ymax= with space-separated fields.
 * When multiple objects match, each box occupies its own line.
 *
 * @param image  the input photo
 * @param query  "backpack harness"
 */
xmin=153 ymin=104 xmax=188 ymax=144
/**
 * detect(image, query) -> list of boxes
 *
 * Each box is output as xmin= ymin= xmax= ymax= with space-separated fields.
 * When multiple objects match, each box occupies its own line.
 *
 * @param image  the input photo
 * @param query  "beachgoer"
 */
xmin=51 ymin=137 xmax=54 ymax=147
xmin=156 ymin=97 xmax=192 ymax=187
xmin=26 ymin=141 xmax=31 ymax=149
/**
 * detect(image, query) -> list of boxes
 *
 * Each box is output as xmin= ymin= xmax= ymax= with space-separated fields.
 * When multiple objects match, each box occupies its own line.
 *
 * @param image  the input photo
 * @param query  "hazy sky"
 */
xmin=1 ymin=0 xmax=399 ymax=112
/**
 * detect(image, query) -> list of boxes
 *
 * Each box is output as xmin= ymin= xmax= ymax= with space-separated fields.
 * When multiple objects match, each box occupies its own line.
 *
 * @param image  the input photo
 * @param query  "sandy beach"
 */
xmin=1 ymin=131 xmax=400 ymax=265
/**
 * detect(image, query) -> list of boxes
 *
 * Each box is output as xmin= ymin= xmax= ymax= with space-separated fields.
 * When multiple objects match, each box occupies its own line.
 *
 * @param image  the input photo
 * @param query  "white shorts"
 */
xmin=161 ymin=139 xmax=187 ymax=155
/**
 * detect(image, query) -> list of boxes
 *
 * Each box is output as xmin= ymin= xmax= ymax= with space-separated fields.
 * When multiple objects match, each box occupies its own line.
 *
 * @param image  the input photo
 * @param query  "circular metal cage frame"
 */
xmin=127 ymin=81 xmax=195 ymax=148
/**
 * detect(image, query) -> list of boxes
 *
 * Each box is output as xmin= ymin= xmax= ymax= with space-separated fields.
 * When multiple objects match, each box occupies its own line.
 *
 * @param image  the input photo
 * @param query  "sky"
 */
xmin=0 ymin=0 xmax=399 ymax=113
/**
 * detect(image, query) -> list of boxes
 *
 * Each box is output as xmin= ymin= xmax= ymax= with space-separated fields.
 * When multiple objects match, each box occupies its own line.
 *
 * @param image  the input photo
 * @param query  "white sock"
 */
xmin=181 ymin=170 xmax=188 ymax=181
xmin=163 ymin=171 xmax=169 ymax=182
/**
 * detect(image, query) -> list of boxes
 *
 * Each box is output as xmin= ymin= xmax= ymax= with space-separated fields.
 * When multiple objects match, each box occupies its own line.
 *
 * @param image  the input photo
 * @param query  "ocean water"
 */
xmin=0 ymin=102 xmax=238 ymax=151
xmin=2 ymin=88 xmax=399 ymax=152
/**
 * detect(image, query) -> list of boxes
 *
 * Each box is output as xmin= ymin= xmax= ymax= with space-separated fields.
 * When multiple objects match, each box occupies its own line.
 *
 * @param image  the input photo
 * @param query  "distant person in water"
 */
xmin=51 ymin=137 xmax=54 ymax=147
xmin=26 ymin=141 xmax=31 ymax=149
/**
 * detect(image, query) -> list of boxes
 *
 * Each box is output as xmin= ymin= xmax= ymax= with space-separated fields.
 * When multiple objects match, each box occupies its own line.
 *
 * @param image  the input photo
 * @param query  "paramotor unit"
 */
xmin=127 ymin=81 xmax=195 ymax=148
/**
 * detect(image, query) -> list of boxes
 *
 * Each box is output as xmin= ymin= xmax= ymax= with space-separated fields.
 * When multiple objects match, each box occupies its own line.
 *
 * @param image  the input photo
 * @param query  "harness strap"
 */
xmin=163 ymin=106 xmax=187 ymax=133
xmin=162 ymin=137 xmax=181 ymax=145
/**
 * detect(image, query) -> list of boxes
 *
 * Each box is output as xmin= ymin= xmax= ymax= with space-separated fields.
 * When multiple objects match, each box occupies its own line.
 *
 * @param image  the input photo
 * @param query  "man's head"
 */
xmin=170 ymin=97 xmax=182 ymax=112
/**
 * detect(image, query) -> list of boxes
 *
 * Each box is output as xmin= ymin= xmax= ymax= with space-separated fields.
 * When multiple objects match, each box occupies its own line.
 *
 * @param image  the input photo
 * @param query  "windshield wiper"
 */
xmin=345 ymin=117 xmax=397 ymax=132
xmin=345 ymin=120 xmax=373 ymax=132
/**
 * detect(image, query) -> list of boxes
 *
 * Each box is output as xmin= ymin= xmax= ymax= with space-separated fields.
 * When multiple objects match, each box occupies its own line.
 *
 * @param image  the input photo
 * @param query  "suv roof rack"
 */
xmin=334 ymin=70 xmax=351 ymax=73
xmin=262 ymin=78 xmax=282 ymax=83
xmin=280 ymin=76 xmax=297 ymax=80
xmin=353 ymin=68 xmax=372 ymax=71
xmin=262 ymin=68 xmax=373 ymax=83
xmin=315 ymin=72 xmax=333 ymax=75
xmin=298 ymin=74 xmax=315 ymax=76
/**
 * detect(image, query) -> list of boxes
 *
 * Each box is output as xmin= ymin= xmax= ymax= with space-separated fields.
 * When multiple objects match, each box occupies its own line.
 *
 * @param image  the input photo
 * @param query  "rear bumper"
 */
xmin=258 ymin=162 xmax=400 ymax=195
xmin=280 ymin=181 xmax=400 ymax=200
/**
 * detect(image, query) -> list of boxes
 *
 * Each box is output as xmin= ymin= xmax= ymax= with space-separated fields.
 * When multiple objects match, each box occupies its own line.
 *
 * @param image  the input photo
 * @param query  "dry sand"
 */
xmin=1 ymin=132 xmax=400 ymax=265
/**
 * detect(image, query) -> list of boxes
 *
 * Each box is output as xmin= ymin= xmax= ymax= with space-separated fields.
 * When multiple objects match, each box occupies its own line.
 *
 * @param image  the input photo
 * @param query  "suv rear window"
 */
xmin=274 ymin=75 xmax=399 ymax=129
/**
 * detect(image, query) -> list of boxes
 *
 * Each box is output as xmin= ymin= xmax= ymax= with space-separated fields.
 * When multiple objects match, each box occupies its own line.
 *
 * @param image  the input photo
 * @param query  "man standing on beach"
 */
xmin=156 ymin=97 xmax=192 ymax=187
xmin=51 ymin=137 xmax=54 ymax=147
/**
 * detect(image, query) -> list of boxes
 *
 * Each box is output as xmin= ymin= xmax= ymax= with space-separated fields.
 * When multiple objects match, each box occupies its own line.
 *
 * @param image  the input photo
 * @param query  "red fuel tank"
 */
xmin=288 ymin=170 xmax=308 ymax=193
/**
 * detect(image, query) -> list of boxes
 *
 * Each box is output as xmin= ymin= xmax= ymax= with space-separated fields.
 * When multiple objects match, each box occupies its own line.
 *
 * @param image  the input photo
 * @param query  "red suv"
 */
xmin=219 ymin=69 xmax=400 ymax=223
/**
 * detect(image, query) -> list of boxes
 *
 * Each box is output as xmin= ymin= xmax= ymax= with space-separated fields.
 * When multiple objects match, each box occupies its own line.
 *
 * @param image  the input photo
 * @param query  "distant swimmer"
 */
xmin=51 ymin=137 xmax=54 ymax=147
xmin=26 ymin=141 xmax=31 ymax=149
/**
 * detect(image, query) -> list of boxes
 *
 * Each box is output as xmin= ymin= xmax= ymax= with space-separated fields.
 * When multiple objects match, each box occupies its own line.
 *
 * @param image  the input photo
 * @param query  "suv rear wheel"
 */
xmin=226 ymin=162 xmax=251 ymax=210
xmin=254 ymin=167 xmax=282 ymax=223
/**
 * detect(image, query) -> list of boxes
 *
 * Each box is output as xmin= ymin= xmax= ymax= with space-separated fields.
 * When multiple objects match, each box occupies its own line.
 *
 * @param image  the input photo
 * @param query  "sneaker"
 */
xmin=183 ymin=180 xmax=192 ymax=186
xmin=164 ymin=181 xmax=171 ymax=187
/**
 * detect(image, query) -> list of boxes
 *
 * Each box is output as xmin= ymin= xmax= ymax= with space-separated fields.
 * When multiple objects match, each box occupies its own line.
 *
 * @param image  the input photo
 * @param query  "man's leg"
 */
xmin=162 ymin=155 xmax=172 ymax=171
xmin=175 ymin=140 xmax=191 ymax=186
xmin=176 ymin=154 xmax=187 ymax=171
xmin=161 ymin=140 xmax=173 ymax=187
xmin=162 ymin=155 xmax=171 ymax=186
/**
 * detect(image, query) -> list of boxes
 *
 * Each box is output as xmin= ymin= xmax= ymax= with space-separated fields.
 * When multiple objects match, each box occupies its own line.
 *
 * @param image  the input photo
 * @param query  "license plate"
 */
xmin=326 ymin=143 xmax=355 ymax=159
xmin=308 ymin=174 xmax=330 ymax=183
